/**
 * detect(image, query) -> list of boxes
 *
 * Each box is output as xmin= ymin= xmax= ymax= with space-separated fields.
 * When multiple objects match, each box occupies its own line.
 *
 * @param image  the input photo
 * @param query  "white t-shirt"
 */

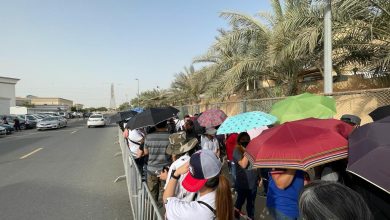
xmin=163 ymin=154 xmax=195 ymax=202
xmin=201 ymin=135 xmax=219 ymax=155
xmin=165 ymin=190 xmax=216 ymax=220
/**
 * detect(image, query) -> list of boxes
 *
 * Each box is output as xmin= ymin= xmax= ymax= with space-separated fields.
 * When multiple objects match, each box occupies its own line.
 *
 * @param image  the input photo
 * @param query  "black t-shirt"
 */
xmin=233 ymin=148 xmax=261 ymax=190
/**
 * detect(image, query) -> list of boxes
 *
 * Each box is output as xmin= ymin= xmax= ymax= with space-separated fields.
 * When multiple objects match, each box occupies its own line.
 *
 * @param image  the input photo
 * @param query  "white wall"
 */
xmin=0 ymin=82 xmax=16 ymax=106
xmin=0 ymin=97 xmax=11 ymax=115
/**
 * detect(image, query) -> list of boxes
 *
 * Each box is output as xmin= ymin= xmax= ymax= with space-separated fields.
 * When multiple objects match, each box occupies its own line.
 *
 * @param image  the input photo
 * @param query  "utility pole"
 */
xmin=324 ymin=0 xmax=333 ymax=94
xmin=135 ymin=78 xmax=140 ymax=107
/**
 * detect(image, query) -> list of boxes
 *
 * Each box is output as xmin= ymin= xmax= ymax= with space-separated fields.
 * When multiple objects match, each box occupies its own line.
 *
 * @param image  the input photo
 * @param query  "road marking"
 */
xmin=71 ymin=130 xmax=77 ymax=134
xmin=19 ymin=147 xmax=43 ymax=159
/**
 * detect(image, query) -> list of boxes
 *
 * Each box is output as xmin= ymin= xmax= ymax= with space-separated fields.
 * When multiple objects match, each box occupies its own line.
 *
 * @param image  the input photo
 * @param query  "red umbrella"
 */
xmin=197 ymin=109 xmax=227 ymax=128
xmin=245 ymin=118 xmax=353 ymax=171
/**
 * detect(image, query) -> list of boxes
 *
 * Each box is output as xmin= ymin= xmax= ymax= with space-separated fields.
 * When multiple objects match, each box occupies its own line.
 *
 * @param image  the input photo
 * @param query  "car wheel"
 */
xmin=88 ymin=126 xmax=90 ymax=128
xmin=20 ymin=124 xmax=26 ymax=130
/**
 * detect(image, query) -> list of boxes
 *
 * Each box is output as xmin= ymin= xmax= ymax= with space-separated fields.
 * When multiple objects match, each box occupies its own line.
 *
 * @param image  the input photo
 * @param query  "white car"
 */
xmin=37 ymin=116 xmax=67 ymax=130
xmin=87 ymin=114 xmax=107 ymax=128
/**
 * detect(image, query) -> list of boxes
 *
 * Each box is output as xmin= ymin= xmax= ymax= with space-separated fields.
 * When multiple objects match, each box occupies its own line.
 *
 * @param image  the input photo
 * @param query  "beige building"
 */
xmin=73 ymin=103 xmax=84 ymax=110
xmin=16 ymin=97 xmax=32 ymax=106
xmin=30 ymin=97 xmax=73 ymax=107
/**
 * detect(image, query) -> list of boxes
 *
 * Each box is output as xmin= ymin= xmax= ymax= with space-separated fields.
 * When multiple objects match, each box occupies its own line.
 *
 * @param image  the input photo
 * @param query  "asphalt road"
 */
xmin=0 ymin=119 xmax=132 ymax=220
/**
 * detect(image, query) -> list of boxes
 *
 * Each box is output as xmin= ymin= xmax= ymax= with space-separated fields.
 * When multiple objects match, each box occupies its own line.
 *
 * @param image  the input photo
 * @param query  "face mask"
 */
xmin=240 ymin=141 xmax=249 ymax=148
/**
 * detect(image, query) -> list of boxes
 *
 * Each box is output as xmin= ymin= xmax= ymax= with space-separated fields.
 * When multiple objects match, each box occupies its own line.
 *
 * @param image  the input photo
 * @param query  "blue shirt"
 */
xmin=266 ymin=170 xmax=304 ymax=218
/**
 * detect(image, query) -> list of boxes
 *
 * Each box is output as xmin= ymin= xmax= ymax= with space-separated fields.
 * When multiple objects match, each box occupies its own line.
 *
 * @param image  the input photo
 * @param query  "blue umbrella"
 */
xmin=216 ymin=111 xmax=277 ymax=135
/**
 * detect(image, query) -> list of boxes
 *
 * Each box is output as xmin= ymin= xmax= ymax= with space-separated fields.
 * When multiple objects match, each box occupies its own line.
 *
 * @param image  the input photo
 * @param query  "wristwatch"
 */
xmin=171 ymin=171 xmax=180 ymax=180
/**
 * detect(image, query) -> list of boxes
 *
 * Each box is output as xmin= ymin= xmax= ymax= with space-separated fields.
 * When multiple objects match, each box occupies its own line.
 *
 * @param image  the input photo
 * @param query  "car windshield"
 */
xmin=90 ymin=115 xmax=103 ymax=119
xmin=41 ymin=117 xmax=57 ymax=121
xmin=27 ymin=115 xmax=36 ymax=120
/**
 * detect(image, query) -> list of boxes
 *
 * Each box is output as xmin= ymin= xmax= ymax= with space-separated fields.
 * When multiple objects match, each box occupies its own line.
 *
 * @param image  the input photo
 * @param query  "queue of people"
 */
xmin=122 ymin=109 xmax=389 ymax=220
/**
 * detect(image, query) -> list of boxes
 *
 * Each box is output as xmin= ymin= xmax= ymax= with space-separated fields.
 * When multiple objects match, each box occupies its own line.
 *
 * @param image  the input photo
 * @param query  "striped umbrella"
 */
xmin=197 ymin=109 xmax=227 ymax=128
xmin=245 ymin=118 xmax=353 ymax=171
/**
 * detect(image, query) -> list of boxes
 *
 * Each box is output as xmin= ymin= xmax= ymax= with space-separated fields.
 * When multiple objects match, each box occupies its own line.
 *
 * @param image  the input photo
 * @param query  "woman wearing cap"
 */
xmin=163 ymin=149 xmax=233 ymax=220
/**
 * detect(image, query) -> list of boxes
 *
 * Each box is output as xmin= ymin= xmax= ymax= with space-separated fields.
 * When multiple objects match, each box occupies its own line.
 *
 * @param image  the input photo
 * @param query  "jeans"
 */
xmin=268 ymin=207 xmax=297 ymax=220
xmin=234 ymin=187 xmax=257 ymax=220
xmin=229 ymin=161 xmax=237 ymax=185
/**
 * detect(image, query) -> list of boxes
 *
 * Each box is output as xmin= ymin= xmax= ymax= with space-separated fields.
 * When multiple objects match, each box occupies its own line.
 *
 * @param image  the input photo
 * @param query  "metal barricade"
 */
xmin=117 ymin=129 xmax=163 ymax=220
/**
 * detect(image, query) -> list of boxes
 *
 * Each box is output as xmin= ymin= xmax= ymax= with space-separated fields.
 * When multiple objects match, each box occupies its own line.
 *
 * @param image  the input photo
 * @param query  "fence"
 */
xmin=116 ymin=128 xmax=163 ymax=220
xmin=178 ymin=88 xmax=390 ymax=125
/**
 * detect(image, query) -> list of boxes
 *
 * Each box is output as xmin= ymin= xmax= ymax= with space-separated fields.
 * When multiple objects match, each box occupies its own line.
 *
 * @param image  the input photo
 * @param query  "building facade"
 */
xmin=30 ymin=97 xmax=73 ymax=107
xmin=0 ymin=76 xmax=20 ymax=114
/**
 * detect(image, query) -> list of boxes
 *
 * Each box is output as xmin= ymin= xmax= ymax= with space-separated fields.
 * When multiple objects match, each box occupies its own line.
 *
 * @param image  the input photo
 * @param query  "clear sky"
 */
xmin=0 ymin=0 xmax=271 ymax=107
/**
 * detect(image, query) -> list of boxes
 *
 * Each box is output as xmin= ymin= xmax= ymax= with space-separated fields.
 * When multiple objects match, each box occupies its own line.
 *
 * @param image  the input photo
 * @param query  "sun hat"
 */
xmin=166 ymin=131 xmax=198 ymax=155
xmin=340 ymin=114 xmax=361 ymax=126
xmin=182 ymin=149 xmax=222 ymax=192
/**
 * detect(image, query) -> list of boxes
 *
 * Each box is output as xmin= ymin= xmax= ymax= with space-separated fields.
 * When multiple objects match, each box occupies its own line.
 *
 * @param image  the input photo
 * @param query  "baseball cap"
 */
xmin=182 ymin=149 xmax=222 ymax=192
xmin=340 ymin=114 xmax=361 ymax=126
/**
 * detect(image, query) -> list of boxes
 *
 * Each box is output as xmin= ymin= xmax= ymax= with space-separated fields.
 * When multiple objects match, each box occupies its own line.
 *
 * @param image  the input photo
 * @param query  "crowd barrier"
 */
xmin=116 ymin=128 xmax=163 ymax=220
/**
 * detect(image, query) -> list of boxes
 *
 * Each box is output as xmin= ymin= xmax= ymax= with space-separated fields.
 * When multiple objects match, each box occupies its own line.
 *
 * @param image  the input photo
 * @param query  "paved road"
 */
xmin=0 ymin=119 xmax=132 ymax=220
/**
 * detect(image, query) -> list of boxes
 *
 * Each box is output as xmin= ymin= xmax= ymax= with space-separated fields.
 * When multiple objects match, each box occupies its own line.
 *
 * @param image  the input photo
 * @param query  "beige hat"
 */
xmin=166 ymin=131 xmax=198 ymax=155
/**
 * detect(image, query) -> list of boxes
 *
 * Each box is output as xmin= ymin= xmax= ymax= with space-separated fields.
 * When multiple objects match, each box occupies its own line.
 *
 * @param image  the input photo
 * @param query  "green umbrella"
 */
xmin=270 ymin=93 xmax=336 ymax=124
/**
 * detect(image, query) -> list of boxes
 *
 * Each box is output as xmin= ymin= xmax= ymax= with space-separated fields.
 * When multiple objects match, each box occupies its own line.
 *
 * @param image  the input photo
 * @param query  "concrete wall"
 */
xmin=0 ymin=97 xmax=11 ymax=115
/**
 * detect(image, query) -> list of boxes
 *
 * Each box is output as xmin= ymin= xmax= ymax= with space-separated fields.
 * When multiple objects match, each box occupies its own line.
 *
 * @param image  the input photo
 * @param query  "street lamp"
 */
xmin=323 ymin=0 xmax=333 ymax=94
xmin=135 ymin=78 xmax=140 ymax=107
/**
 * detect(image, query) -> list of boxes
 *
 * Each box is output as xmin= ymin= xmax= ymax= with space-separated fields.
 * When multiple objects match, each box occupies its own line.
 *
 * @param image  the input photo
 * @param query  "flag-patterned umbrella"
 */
xmin=197 ymin=109 xmax=227 ymax=128
xmin=245 ymin=118 xmax=353 ymax=171
xmin=216 ymin=111 xmax=277 ymax=135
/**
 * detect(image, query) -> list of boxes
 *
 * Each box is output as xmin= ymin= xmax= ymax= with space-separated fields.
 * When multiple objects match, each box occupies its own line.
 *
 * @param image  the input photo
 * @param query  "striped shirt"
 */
xmin=144 ymin=131 xmax=171 ymax=174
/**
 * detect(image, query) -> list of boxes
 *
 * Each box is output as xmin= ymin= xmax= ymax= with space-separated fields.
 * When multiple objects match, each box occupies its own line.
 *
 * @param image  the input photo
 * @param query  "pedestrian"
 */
xmin=225 ymin=133 xmax=238 ymax=183
xmin=163 ymin=149 xmax=234 ymax=220
xmin=267 ymin=168 xmax=304 ymax=220
xmin=128 ymin=129 xmax=145 ymax=175
xmin=143 ymin=120 xmax=171 ymax=203
xmin=201 ymin=127 xmax=220 ymax=157
xmin=299 ymin=181 xmax=372 ymax=220
xmin=233 ymin=132 xmax=261 ymax=220
xmin=159 ymin=131 xmax=198 ymax=201
xmin=3 ymin=117 xmax=8 ymax=125
xmin=14 ymin=117 xmax=21 ymax=131
xmin=167 ymin=118 xmax=177 ymax=134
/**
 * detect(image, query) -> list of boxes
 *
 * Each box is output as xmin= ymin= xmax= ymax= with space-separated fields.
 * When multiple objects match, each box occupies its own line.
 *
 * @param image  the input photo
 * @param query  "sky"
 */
xmin=0 ymin=0 xmax=271 ymax=107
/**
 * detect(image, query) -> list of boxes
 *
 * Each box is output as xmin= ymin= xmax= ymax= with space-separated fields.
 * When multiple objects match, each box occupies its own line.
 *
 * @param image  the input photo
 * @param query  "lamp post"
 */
xmin=135 ymin=78 xmax=140 ymax=107
xmin=323 ymin=0 xmax=333 ymax=94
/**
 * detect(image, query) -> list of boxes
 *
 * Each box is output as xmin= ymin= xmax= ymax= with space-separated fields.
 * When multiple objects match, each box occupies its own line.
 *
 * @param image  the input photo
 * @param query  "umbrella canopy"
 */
xmin=114 ymin=110 xmax=137 ymax=123
xmin=270 ymin=93 xmax=336 ymax=124
xmin=347 ymin=116 xmax=390 ymax=194
xmin=246 ymin=118 xmax=353 ymax=171
xmin=216 ymin=111 xmax=277 ymax=135
xmin=197 ymin=109 xmax=227 ymax=128
xmin=126 ymin=106 xmax=179 ymax=130
xmin=369 ymin=105 xmax=390 ymax=122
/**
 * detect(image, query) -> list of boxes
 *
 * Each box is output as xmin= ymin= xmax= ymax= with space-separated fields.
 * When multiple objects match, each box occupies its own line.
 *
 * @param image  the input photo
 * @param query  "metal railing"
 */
xmin=116 ymin=129 xmax=163 ymax=220
xmin=177 ymin=88 xmax=390 ymax=125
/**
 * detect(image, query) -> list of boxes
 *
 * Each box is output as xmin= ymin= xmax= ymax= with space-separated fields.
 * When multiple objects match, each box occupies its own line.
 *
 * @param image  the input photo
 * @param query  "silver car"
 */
xmin=37 ymin=116 xmax=67 ymax=130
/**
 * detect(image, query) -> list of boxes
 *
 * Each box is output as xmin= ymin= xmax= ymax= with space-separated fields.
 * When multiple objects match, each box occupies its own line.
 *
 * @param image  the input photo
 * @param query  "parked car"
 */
xmin=0 ymin=123 xmax=15 ymax=134
xmin=87 ymin=114 xmax=107 ymax=128
xmin=37 ymin=116 xmax=67 ymax=130
xmin=0 ymin=115 xmax=26 ymax=130
xmin=0 ymin=126 xmax=6 ymax=136
xmin=17 ymin=114 xmax=38 ymax=129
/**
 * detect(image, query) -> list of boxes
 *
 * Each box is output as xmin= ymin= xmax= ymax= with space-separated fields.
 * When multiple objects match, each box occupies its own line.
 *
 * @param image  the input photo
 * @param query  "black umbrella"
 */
xmin=111 ymin=110 xmax=138 ymax=123
xmin=126 ymin=106 xmax=179 ymax=130
xmin=369 ymin=105 xmax=390 ymax=121
xmin=347 ymin=116 xmax=390 ymax=194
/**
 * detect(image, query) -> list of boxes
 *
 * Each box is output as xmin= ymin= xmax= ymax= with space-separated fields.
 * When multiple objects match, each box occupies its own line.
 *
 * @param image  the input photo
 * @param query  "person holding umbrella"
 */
xmin=233 ymin=132 xmax=261 ymax=220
